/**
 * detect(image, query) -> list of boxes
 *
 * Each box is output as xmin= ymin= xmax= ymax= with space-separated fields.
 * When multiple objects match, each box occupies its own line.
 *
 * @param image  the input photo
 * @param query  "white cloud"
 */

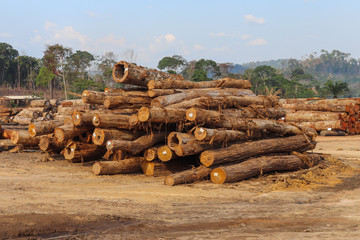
xmin=209 ymin=32 xmax=228 ymax=37
xmin=193 ymin=44 xmax=205 ymax=51
xmin=54 ymin=26 xmax=90 ymax=44
xmin=0 ymin=32 xmax=11 ymax=38
xmin=240 ymin=34 xmax=252 ymax=40
xmin=243 ymin=14 xmax=265 ymax=24
xmin=213 ymin=46 xmax=229 ymax=52
xmin=247 ymin=38 xmax=267 ymax=46
xmin=164 ymin=33 xmax=176 ymax=43
xmin=149 ymin=33 xmax=177 ymax=53
xmin=98 ymin=33 xmax=126 ymax=46
xmin=44 ymin=21 xmax=58 ymax=30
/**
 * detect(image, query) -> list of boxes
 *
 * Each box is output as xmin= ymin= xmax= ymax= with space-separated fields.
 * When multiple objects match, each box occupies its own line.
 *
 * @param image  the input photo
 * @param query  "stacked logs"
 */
xmin=280 ymin=98 xmax=360 ymax=135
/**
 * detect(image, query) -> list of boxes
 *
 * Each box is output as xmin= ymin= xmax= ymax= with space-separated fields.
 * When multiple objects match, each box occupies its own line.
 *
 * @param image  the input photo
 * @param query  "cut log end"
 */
xmin=92 ymin=128 xmax=105 ymax=145
xmin=174 ymin=145 xmax=184 ymax=157
xmin=106 ymin=140 xmax=113 ymax=151
xmin=186 ymin=108 xmax=197 ymax=121
xmin=112 ymin=61 xmax=129 ymax=83
xmin=129 ymin=114 xmax=139 ymax=126
xmin=103 ymin=99 xmax=111 ymax=109
xmin=147 ymin=80 xmax=155 ymax=90
xmin=194 ymin=127 xmax=207 ymax=141
xmin=38 ymin=137 xmax=50 ymax=151
xmin=10 ymin=131 xmax=19 ymax=144
xmin=157 ymin=145 xmax=174 ymax=162
xmin=210 ymin=168 xmax=227 ymax=184
xmin=144 ymin=148 xmax=157 ymax=161
xmin=54 ymin=128 xmax=65 ymax=143
xmin=92 ymin=113 xmax=100 ymax=126
xmin=164 ymin=176 xmax=175 ymax=186
xmin=200 ymin=151 xmax=215 ymax=167
xmin=138 ymin=107 xmax=150 ymax=122
xmin=92 ymin=162 xmax=102 ymax=175
xmin=72 ymin=111 xmax=82 ymax=126
xmin=28 ymin=123 xmax=37 ymax=137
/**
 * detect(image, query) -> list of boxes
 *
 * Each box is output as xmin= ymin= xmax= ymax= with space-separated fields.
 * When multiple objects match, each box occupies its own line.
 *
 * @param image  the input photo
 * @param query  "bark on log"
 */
xmin=151 ymin=88 xmax=255 ymax=107
xmin=289 ymin=120 xmax=347 ymax=131
xmin=103 ymin=95 xmax=150 ymax=109
xmin=281 ymin=103 xmax=347 ymax=112
xmin=106 ymin=132 xmax=166 ymax=155
xmin=112 ymin=61 xmax=184 ymax=86
xmin=63 ymin=141 xmax=106 ymax=163
xmin=92 ymin=128 xmax=141 ymax=145
xmin=13 ymin=115 xmax=33 ymax=125
xmin=164 ymin=165 xmax=212 ymax=186
xmin=0 ymin=139 xmax=16 ymax=151
xmin=147 ymin=78 xmax=251 ymax=90
xmin=137 ymin=107 xmax=187 ymax=123
xmin=141 ymin=159 xmax=196 ymax=177
xmin=193 ymin=127 xmax=262 ymax=143
xmin=210 ymin=153 xmax=322 ymax=184
xmin=61 ymin=99 xmax=88 ymax=107
xmin=147 ymin=89 xmax=180 ymax=98
xmin=157 ymin=145 xmax=177 ymax=162
xmin=30 ymin=100 xmax=47 ymax=107
xmin=319 ymin=130 xmax=346 ymax=136
xmin=92 ymin=157 xmax=145 ymax=175
xmin=200 ymin=134 xmax=316 ymax=167
xmin=28 ymin=120 xmax=64 ymax=137
xmin=285 ymin=111 xmax=347 ymax=122
xmin=92 ymin=113 xmax=131 ymax=129
xmin=11 ymin=130 xmax=41 ymax=146
xmin=167 ymin=132 xmax=212 ymax=157
xmin=54 ymin=124 xmax=90 ymax=143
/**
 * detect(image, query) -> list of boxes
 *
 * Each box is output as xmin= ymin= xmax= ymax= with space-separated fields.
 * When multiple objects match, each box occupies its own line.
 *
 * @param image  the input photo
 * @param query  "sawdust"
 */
xmin=270 ymin=154 xmax=358 ymax=191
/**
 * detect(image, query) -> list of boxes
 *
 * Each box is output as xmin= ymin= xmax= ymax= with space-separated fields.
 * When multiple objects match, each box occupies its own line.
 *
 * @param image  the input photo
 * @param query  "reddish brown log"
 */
xmin=141 ymin=159 xmax=196 ymax=177
xmin=164 ymin=165 xmax=212 ymax=186
xmin=193 ymin=127 xmax=261 ymax=143
xmin=151 ymin=88 xmax=255 ymax=107
xmin=112 ymin=61 xmax=184 ymax=86
xmin=137 ymin=107 xmax=187 ymax=123
xmin=200 ymin=134 xmax=316 ymax=167
xmin=92 ymin=128 xmax=141 ymax=145
xmin=211 ymin=153 xmax=322 ymax=184
xmin=28 ymin=120 xmax=64 ymax=137
xmin=92 ymin=157 xmax=145 ymax=175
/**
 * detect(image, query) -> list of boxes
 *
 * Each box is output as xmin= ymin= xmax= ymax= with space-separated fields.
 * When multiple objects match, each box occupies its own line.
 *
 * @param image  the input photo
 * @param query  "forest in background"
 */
xmin=0 ymin=42 xmax=357 ymax=99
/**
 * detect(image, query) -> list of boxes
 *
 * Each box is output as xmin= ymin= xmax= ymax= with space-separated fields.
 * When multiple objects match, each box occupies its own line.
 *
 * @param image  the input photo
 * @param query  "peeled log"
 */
xmin=137 ymin=107 xmax=187 ymax=123
xmin=151 ymin=88 xmax=255 ymax=107
xmin=194 ymin=127 xmax=262 ymax=143
xmin=28 ymin=120 xmax=64 ymax=137
xmin=106 ymin=132 xmax=166 ymax=155
xmin=92 ymin=113 xmax=131 ymax=129
xmin=92 ymin=157 xmax=145 ymax=175
xmin=112 ymin=61 xmax=184 ymax=86
xmin=11 ymin=130 xmax=41 ymax=146
xmin=54 ymin=124 xmax=90 ymax=143
xmin=164 ymin=165 xmax=212 ymax=186
xmin=92 ymin=128 xmax=141 ymax=145
xmin=211 ymin=153 xmax=322 ymax=184
xmin=63 ymin=141 xmax=106 ymax=163
xmin=147 ymin=78 xmax=251 ymax=90
xmin=285 ymin=111 xmax=346 ymax=122
xmin=200 ymin=134 xmax=316 ymax=167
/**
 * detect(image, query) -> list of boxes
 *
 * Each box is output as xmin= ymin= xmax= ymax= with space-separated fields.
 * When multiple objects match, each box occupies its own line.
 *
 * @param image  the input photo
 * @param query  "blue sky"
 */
xmin=1 ymin=0 xmax=360 ymax=68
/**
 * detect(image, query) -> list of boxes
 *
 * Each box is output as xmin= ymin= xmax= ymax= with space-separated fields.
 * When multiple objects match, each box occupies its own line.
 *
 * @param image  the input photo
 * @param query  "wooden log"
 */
xmin=200 ymin=134 xmax=316 ymax=167
xmin=30 ymin=100 xmax=47 ymax=107
xmin=157 ymin=145 xmax=177 ymax=162
xmin=143 ymin=146 xmax=159 ymax=161
xmin=92 ymin=113 xmax=131 ymax=129
xmin=164 ymin=165 xmax=212 ymax=186
xmin=13 ymin=115 xmax=33 ymax=125
xmin=288 ymin=120 xmax=347 ymax=131
xmin=210 ymin=153 xmax=322 ymax=184
xmin=63 ymin=141 xmax=106 ymax=163
xmin=11 ymin=130 xmax=41 ymax=146
xmin=137 ymin=107 xmax=187 ymax=123
xmin=61 ymin=99 xmax=87 ymax=107
xmin=16 ymin=108 xmax=44 ymax=117
xmin=141 ymin=159 xmax=196 ymax=177
xmin=81 ymin=90 xmax=107 ymax=104
xmin=92 ymin=128 xmax=141 ymax=145
xmin=92 ymin=157 xmax=145 ymax=175
xmin=38 ymin=134 xmax=68 ymax=152
xmin=147 ymin=89 xmax=180 ymax=98
xmin=281 ymin=103 xmax=347 ymax=112
xmin=1 ymin=129 xmax=15 ymax=139
xmin=103 ymin=95 xmax=151 ymax=109
xmin=193 ymin=127 xmax=261 ymax=143
xmin=111 ymin=150 xmax=128 ymax=161
xmin=147 ymin=78 xmax=251 ymax=90
xmin=285 ymin=111 xmax=347 ymax=122
xmin=112 ymin=61 xmax=184 ymax=86
xmin=0 ymin=139 xmax=16 ymax=151
xmin=72 ymin=110 xmax=99 ymax=126
xmin=167 ymin=132 xmax=212 ymax=157
xmin=106 ymin=132 xmax=166 ymax=155
xmin=56 ymin=105 xmax=91 ymax=116
xmin=151 ymin=88 xmax=255 ymax=107
xmin=186 ymin=107 xmax=286 ymax=123
xmin=54 ymin=124 xmax=90 ymax=143
xmin=319 ymin=130 xmax=346 ymax=136
xmin=28 ymin=120 xmax=64 ymax=137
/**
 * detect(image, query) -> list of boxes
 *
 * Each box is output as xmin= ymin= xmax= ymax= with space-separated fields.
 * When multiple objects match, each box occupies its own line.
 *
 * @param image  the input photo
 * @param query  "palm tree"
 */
xmin=324 ymin=80 xmax=349 ymax=98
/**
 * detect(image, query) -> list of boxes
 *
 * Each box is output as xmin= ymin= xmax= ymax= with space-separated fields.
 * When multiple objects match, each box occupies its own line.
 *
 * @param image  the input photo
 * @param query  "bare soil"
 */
xmin=0 ymin=135 xmax=360 ymax=239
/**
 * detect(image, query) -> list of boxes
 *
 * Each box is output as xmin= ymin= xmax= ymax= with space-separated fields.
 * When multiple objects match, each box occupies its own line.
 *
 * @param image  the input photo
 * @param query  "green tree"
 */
xmin=0 ymin=42 xmax=19 ymax=85
xmin=97 ymin=51 xmax=117 ymax=87
xmin=68 ymin=50 xmax=94 ymax=80
xmin=35 ymin=66 xmax=55 ymax=88
xmin=157 ymin=55 xmax=188 ymax=74
xmin=324 ymin=80 xmax=349 ymax=98
xmin=191 ymin=59 xmax=220 ymax=81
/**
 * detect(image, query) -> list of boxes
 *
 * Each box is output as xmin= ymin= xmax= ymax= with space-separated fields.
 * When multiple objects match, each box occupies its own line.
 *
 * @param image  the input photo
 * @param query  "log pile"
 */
xmin=0 ymin=61 xmax=324 ymax=186
xmin=280 ymin=98 xmax=360 ymax=135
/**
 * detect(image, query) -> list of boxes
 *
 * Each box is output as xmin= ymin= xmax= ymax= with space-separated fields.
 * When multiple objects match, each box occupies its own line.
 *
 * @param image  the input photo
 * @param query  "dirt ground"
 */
xmin=0 ymin=135 xmax=360 ymax=239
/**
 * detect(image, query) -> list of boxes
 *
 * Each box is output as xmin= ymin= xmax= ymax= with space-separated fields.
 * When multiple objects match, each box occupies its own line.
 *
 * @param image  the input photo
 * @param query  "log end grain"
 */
xmin=104 ymin=87 xmax=109 ymax=93
xmin=138 ymin=107 xmax=150 ymax=122
xmin=112 ymin=61 xmax=129 ymax=83
xmin=200 ymin=151 xmax=215 ymax=167
xmin=10 ymin=131 xmax=19 ymax=144
xmin=28 ymin=123 xmax=37 ymax=137
xmin=210 ymin=168 xmax=226 ymax=184
xmin=164 ymin=175 xmax=175 ymax=186
xmin=186 ymin=108 xmax=197 ymax=121
xmin=144 ymin=147 xmax=157 ymax=161
xmin=157 ymin=145 xmax=174 ymax=162
xmin=103 ymin=99 xmax=111 ymax=109
xmin=92 ymin=162 xmax=102 ymax=175
xmin=147 ymin=80 xmax=155 ymax=90
xmin=167 ymin=132 xmax=178 ymax=150
xmin=150 ymin=99 xmax=162 ymax=108
xmin=54 ymin=128 xmax=66 ymax=143
xmin=129 ymin=114 xmax=139 ymax=126
xmin=92 ymin=128 xmax=103 ymax=145
xmin=72 ymin=111 xmax=82 ymax=126
xmin=174 ymin=145 xmax=184 ymax=157
xmin=38 ymin=136 xmax=50 ymax=151
xmin=92 ymin=113 xmax=100 ymax=126
xmin=194 ymin=127 xmax=207 ymax=141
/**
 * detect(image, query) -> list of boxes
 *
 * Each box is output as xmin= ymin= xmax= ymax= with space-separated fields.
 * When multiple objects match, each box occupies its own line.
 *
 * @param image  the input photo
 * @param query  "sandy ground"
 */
xmin=0 ymin=135 xmax=360 ymax=239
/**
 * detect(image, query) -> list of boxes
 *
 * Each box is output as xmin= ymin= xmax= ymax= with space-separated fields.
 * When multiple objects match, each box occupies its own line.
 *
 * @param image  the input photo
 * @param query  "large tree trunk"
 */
xmin=147 ymin=89 xmax=181 ymax=98
xmin=210 ymin=153 xmax=322 ymax=184
xmin=112 ymin=61 xmax=184 ymax=86
xmin=137 ymin=107 xmax=187 ymax=123
xmin=92 ymin=113 xmax=131 ymax=129
xmin=200 ymin=134 xmax=316 ymax=167
xmin=63 ymin=141 xmax=106 ymax=163
xmin=143 ymin=146 xmax=159 ymax=161
xmin=285 ymin=111 xmax=347 ymax=122
xmin=92 ymin=128 xmax=142 ymax=145
xmin=281 ymin=102 xmax=347 ymax=112
xmin=38 ymin=134 xmax=68 ymax=153
xmin=54 ymin=124 xmax=90 ymax=143
xmin=193 ymin=127 xmax=262 ymax=143
xmin=28 ymin=120 xmax=64 ymax=137
xmin=167 ymin=132 xmax=213 ymax=157
xmin=11 ymin=130 xmax=41 ymax=146
xmin=164 ymin=165 xmax=212 ymax=186
xmin=147 ymin=78 xmax=251 ymax=90
xmin=287 ymin=120 xmax=347 ymax=131
xmin=103 ymin=95 xmax=150 ymax=109
xmin=106 ymin=132 xmax=166 ymax=155
xmin=92 ymin=157 xmax=145 ymax=175
xmin=151 ymin=88 xmax=255 ymax=107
